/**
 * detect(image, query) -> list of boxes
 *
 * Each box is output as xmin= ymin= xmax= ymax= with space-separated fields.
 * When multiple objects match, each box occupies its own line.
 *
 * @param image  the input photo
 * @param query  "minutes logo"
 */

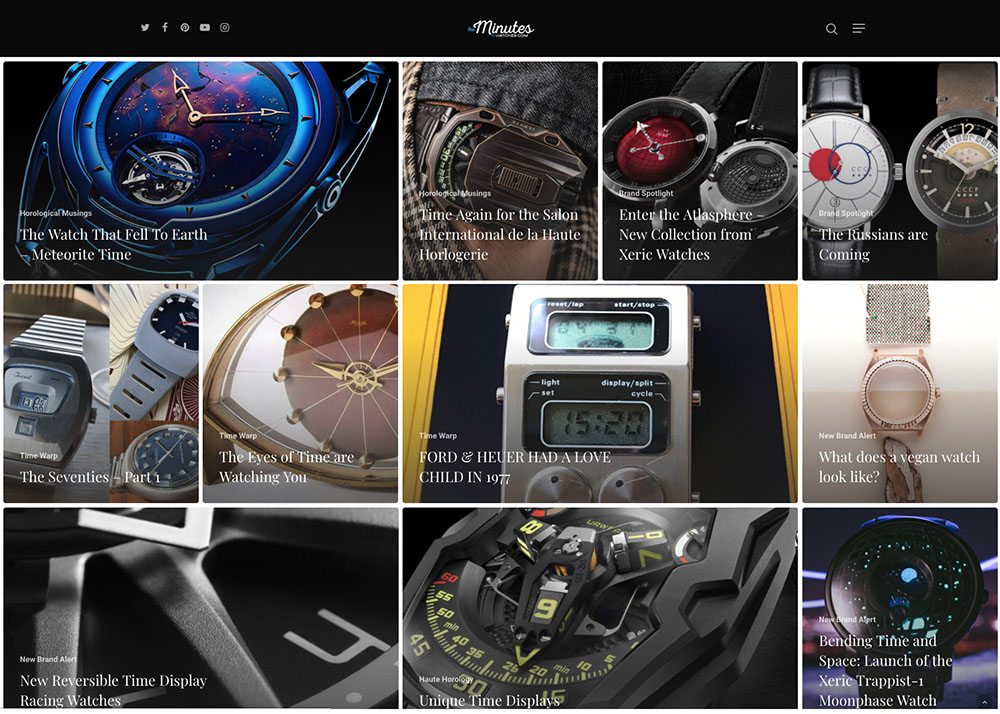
xmin=467 ymin=19 xmax=534 ymax=38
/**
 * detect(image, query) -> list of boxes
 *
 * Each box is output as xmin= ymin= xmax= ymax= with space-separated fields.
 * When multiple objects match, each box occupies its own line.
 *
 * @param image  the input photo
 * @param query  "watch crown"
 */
xmin=89 ymin=408 xmax=97 ymax=424
xmin=691 ymin=390 xmax=702 ymax=407
xmin=496 ymin=388 xmax=505 ymax=405
xmin=893 ymin=163 xmax=903 ymax=181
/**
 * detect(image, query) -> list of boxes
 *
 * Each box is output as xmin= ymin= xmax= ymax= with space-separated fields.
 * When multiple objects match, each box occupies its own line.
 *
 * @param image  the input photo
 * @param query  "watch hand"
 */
xmin=152 ymin=440 xmax=180 ymax=471
xmin=179 ymin=321 xmax=199 ymax=327
xmin=313 ymin=361 xmax=349 ymax=380
xmin=188 ymin=108 xmax=290 ymax=124
xmin=967 ymin=154 xmax=997 ymax=173
xmin=172 ymin=68 xmax=195 ymax=115
xmin=931 ymin=149 xmax=972 ymax=176
xmin=372 ymin=363 xmax=399 ymax=378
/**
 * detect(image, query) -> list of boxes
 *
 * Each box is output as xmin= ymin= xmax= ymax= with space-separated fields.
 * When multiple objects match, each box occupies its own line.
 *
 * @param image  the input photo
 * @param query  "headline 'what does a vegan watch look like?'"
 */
xmin=906 ymin=63 xmax=998 ymax=279
xmin=803 ymin=64 xmax=902 ymax=278
xmin=4 ymin=316 xmax=97 ymax=478
xmin=15 ymin=61 xmax=389 ymax=279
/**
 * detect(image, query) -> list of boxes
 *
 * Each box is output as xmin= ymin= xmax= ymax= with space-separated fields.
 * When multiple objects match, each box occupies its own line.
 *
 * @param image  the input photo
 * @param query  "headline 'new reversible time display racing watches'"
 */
xmin=415 ymin=103 xmax=587 ymax=232
xmin=204 ymin=284 xmax=398 ymax=489
xmin=803 ymin=64 xmax=902 ymax=278
xmin=826 ymin=515 xmax=988 ymax=706
xmin=16 ymin=61 xmax=390 ymax=279
xmin=110 ymin=289 xmax=199 ymax=421
xmin=497 ymin=285 xmax=700 ymax=503
xmin=4 ymin=315 xmax=97 ymax=478
xmin=905 ymin=63 xmax=998 ymax=279
xmin=111 ymin=423 xmax=199 ymax=501
xmin=404 ymin=507 xmax=796 ymax=708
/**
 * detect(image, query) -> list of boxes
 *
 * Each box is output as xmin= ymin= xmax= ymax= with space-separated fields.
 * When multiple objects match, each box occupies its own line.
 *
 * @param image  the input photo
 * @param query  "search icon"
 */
xmin=826 ymin=22 xmax=838 ymax=35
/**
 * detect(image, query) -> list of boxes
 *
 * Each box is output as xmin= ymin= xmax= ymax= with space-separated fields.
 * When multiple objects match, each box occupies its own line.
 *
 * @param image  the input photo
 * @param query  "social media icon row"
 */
xmin=140 ymin=22 xmax=230 ymax=32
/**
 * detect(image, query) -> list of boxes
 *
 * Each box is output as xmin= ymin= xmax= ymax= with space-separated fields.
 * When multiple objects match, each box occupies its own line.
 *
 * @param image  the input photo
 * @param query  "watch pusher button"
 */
xmin=525 ymin=467 xmax=592 ymax=503
xmin=597 ymin=468 xmax=664 ymax=503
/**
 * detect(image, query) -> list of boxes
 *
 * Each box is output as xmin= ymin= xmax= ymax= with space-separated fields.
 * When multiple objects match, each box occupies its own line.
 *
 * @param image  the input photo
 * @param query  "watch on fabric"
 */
xmin=825 ymin=515 xmax=988 ymax=706
xmin=905 ymin=62 xmax=998 ymax=279
xmin=414 ymin=102 xmax=587 ymax=232
xmin=111 ymin=423 xmax=199 ymax=501
xmin=4 ymin=315 xmax=97 ymax=477
xmin=110 ymin=290 xmax=199 ymax=421
xmin=803 ymin=64 xmax=902 ymax=278
xmin=15 ymin=61 xmax=390 ymax=279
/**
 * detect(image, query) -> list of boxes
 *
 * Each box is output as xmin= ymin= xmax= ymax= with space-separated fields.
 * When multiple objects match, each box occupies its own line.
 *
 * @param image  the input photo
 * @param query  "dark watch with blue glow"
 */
xmin=826 ymin=515 xmax=988 ymax=706
xmin=16 ymin=61 xmax=390 ymax=279
xmin=4 ymin=315 xmax=97 ymax=478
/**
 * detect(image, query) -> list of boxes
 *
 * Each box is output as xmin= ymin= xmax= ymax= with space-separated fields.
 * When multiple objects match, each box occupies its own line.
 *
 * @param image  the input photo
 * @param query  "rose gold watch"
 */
xmin=860 ymin=284 xmax=941 ymax=435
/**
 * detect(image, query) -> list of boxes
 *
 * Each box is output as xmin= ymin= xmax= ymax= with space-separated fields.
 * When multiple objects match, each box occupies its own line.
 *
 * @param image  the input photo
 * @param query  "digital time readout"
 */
xmin=546 ymin=312 xmax=654 ymax=350
xmin=541 ymin=400 xmax=652 ymax=448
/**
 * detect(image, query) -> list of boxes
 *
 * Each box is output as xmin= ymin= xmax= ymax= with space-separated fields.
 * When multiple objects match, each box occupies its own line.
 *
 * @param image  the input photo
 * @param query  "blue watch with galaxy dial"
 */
xmin=16 ymin=61 xmax=389 ymax=279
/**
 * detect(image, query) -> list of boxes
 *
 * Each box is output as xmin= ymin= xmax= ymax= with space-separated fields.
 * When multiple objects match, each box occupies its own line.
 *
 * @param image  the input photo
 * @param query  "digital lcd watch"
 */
xmin=497 ymin=285 xmax=700 ymax=503
xmin=4 ymin=315 xmax=97 ymax=478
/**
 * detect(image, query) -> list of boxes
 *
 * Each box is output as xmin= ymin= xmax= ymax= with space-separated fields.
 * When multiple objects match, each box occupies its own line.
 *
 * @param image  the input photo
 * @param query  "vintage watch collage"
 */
xmin=1 ymin=55 xmax=998 ymax=713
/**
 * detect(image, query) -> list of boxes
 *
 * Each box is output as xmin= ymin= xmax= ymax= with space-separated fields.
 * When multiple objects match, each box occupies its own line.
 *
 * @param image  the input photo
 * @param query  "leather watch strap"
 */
xmin=748 ymin=62 xmax=797 ymax=142
xmin=938 ymin=62 xmax=998 ymax=116
xmin=110 ymin=353 xmax=182 ymax=421
xmin=11 ymin=315 xmax=86 ymax=355
xmin=807 ymin=64 xmax=864 ymax=115
xmin=805 ymin=237 xmax=862 ymax=279
xmin=671 ymin=62 xmax=753 ymax=114
xmin=865 ymin=284 xmax=931 ymax=346
xmin=938 ymin=225 xmax=997 ymax=279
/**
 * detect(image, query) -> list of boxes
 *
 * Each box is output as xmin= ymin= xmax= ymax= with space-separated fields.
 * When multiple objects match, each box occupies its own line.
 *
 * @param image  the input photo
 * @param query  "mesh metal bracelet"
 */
xmin=865 ymin=284 xmax=931 ymax=345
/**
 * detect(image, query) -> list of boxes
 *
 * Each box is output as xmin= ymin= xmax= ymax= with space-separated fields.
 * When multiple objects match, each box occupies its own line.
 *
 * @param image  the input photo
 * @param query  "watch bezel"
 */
xmin=124 ymin=423 xmax=200 ymax=501
xmin=802 ymin=112 xmax=897 ymax=231
xmin=860 ymin=354 xmax=937 ymax=431
xmin=905 ymin=109 xmax=999 ymax=230
xmin=825 ymin=516 xmax=985 ymax=654
xmin=602 ymin=97 xmax=719 ymax=204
